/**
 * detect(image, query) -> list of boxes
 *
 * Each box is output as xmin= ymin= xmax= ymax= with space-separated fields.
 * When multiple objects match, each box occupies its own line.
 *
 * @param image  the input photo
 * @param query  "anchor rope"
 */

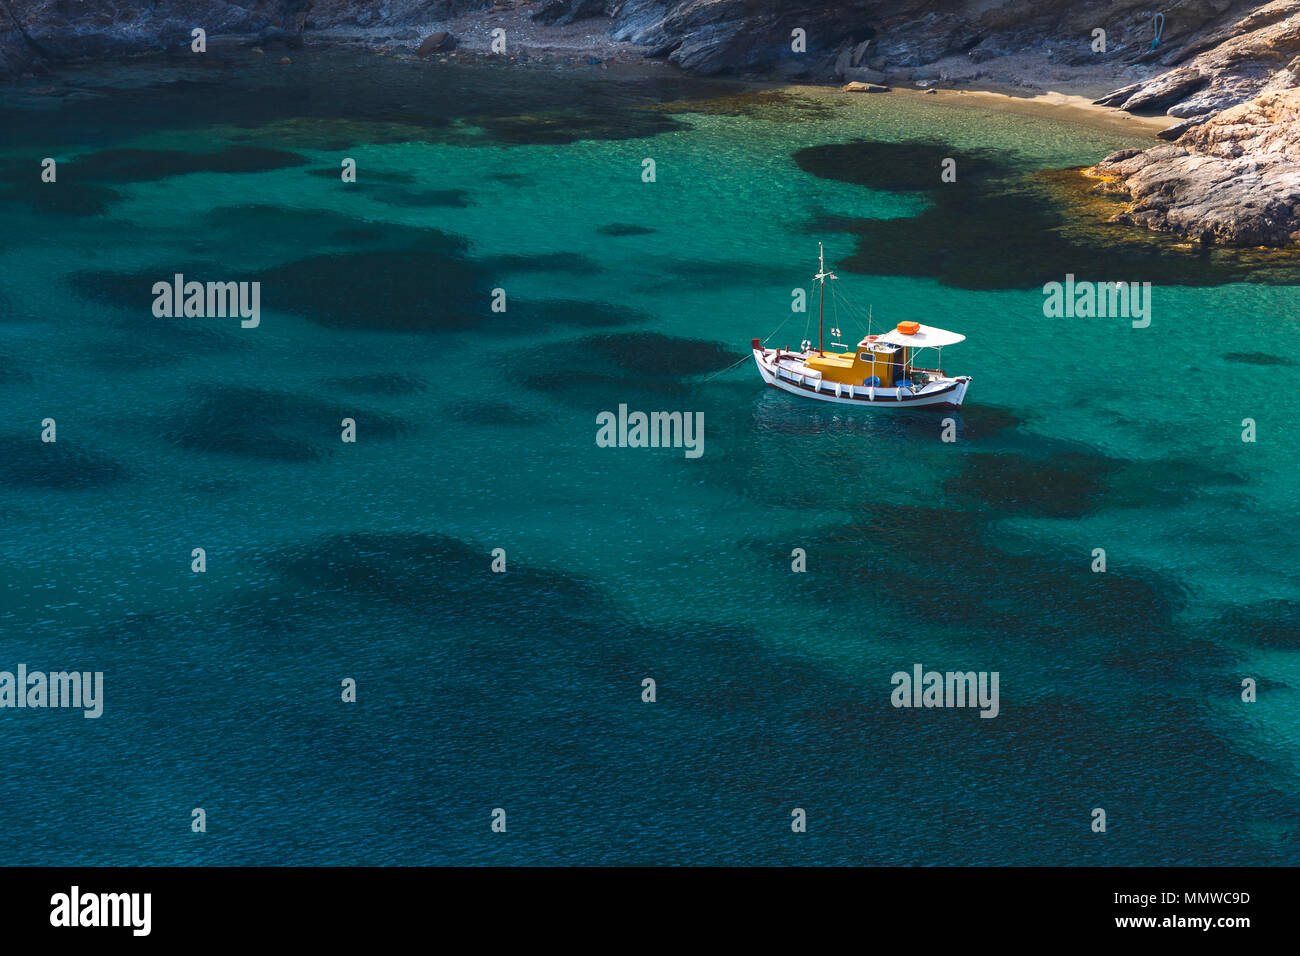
xmin=700 ymin=308 xmax=803 ymax=382
xmin=1150 ymin=12 xmax=1164 ymax=52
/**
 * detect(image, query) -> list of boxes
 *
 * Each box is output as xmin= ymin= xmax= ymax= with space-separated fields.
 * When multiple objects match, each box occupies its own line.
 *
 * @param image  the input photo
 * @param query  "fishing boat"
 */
xmin=751 ymin=245 xmax=971 ymax=407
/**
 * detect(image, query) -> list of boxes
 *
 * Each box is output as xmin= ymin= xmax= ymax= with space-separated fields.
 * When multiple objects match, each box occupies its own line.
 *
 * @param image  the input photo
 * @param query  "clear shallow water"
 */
xmin=1 ymin=51 xmax=1298 ymax=865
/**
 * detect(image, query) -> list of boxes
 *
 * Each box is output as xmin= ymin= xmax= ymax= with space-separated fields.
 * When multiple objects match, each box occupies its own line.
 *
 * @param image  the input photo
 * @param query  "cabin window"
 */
xmin=858 ymin=353 xmax=870 ymax=362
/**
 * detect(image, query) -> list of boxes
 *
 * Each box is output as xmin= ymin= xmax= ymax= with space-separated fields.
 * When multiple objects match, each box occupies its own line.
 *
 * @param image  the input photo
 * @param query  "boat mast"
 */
xmin=814 ymin=242 xmax=837 ymax=356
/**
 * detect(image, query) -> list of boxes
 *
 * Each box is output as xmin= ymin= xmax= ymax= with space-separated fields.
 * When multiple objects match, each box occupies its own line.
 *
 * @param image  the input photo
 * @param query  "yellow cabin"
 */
xmin=804 ymin=339 xmax=909 ymax=387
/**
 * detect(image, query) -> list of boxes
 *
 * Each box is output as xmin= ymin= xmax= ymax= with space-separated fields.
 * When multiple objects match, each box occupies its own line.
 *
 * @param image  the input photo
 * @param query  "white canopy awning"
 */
xmin=873 ymin=324 xmax=966 ymax=348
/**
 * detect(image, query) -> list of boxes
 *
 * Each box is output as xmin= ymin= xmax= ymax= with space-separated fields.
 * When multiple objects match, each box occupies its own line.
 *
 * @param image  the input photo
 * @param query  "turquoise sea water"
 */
xmin=1 ymin=51 xmax=1298 ymax=865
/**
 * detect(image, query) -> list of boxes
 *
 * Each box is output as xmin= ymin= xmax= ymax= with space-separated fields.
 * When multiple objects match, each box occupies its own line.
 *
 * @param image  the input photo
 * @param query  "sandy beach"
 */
xmin=889 ymin=87 xmax=1170 ymax=137
xmin=313 ymin=11 xmax=1172 ymax=140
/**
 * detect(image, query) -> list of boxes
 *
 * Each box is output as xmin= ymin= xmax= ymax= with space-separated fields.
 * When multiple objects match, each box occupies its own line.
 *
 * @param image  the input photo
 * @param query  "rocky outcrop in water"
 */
xmin=3 ymin=0 xmax=1299 ymax=246
xmin=1082 ymin=2 xmax=1300 ymax=246
xmin=417 ymin=31 xmax=457 ymax=56
xmin=1086 ymin=87 xmax=1300 ymax=246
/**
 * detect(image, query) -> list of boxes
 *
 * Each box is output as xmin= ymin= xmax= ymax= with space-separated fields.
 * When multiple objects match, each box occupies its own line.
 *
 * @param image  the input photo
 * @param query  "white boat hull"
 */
xmin=753 ymin=347 xmax=970 ymax=408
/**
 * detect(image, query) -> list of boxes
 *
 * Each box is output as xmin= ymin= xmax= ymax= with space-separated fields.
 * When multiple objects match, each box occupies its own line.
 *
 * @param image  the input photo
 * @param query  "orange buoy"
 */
xmin=896 ymin=321 xmax=920 ymax=335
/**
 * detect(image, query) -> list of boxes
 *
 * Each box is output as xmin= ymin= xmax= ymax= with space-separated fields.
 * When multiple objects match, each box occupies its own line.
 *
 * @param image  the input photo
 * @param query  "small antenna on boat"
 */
xmin=814 ymin=241 xmax=837 ymax=356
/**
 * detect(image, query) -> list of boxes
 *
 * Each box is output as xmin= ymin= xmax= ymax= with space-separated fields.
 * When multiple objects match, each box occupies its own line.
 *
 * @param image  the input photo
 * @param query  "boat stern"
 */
xmin=952 ymin=375 xmax=972 ymax=406
xmin=751 ymin=338 xmax=776 ymax=384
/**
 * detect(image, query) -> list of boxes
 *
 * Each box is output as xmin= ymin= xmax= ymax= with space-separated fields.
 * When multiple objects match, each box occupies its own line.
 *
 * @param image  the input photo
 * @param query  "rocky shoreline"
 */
xmin=3 ymin=0 xmax=1299 ymax=245
xmin=1086 ymin=88 xmax=1300 ymax=247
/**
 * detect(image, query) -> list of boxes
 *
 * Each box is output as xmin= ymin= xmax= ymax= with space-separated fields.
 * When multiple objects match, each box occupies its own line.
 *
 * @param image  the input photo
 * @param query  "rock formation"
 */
xmin=0 ymin=0 xmax=1288 ymax=105
xmin=1081 ymin=3 xmax=1300 ymax=246
xmin=0 ymin=0 xmax=311 ymax=73
xmin=417 ymin=31 xmax=457 ymax=56
xmin=2 ymin=0 xmax=1299 ymax=244
xmin=1087 ymin=88 xmax=1300 ymax=246
xmin=1094 ymin=1 xmax=1300 ymax=119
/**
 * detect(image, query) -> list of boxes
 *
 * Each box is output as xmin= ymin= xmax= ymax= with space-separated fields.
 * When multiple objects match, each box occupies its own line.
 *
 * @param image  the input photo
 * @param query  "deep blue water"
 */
xmin=1 ymin=51 xmax=1298 ymax=865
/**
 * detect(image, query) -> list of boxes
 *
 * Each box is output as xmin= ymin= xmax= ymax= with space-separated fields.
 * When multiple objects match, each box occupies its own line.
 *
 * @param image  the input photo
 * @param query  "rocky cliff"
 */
xmin=0 ymin=0 xmax=309 ymax=72
xmin=1079 ymin=1 xmax=1300 ymax=247
xmin=1095 ymin=0 xmax=1300 ymax=117
xmin=1087 ymin=87 xmax=1300 ymax=245
xmin=0 ymin=1 xmax=1287 ymax=101
xmin=3 ymin=0 xmax=1299 ymax=244
xmin=4 ymin=1 xmax=1295 ymax=110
